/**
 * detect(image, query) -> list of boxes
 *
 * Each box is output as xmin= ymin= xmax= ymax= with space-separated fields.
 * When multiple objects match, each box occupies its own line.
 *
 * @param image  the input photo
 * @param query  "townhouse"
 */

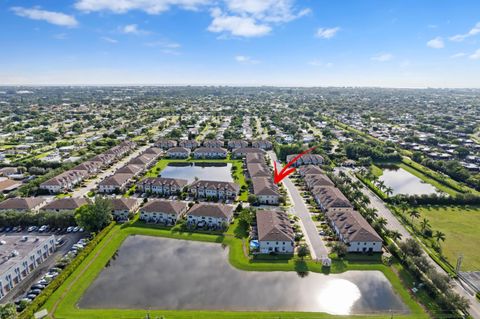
xmin=326 ymin=209 xmax=383 ymax=253
xmin=167 ymin=147 xmax=191 ymax=159
xmin=251 ymin=177 xmax=280 ymax=205
xmin=186 ymin=202 xmax=234 ymax=227
xmin=232 ymin=147 xmax=266 ymax=159
xmin=98 ymin=173 xmax=134 ymax=193
xmin=139 ymin=199 xmax=188 ymax=224
xmin=311 ymin=186 xmax=352 ymax=212
xmin=189 ymin=180 xmax=239 ymax=200
xmin=228 ymin=140 xmax=248 ymax=150
xmin=110 ymin=198 xmax=140 ymax=221
xmin=40 ymin=169 xmax=88 ymax=194
xmin=304 ymin=173 xmax=335 ymax=189
xmin=286 ymin=154 xmax=324 ymax=167
xmin=246 ymin=163 xmax=270 ymax=178
xmin=41 ymin=197 xmax=89 ymax=212
xmin=154 ymin=138 xmax=177 ymax=149
xmin=252 ymin=140 xmax=273 ymax=150
xmin=193 ymin=147 xmax=228 ymax=159
xmin=179 ymin=139 xmax=199 ymax=149
xmin=256 ymin=210 xmax=295 ymax=254
xmin=116 ymin=164 xmax=144 ymax=176
xmin=245 ymin=153 xmax=266 ymax=164
xmin=0 ymin=197 xmax=47 ymax=212
xmin=202 ymin=139 xmax=224 ymax=148
xmin=297 ymin=165 xmax=323 ymax=177
xmin=137 ymin=177 xmax=188 ymax=195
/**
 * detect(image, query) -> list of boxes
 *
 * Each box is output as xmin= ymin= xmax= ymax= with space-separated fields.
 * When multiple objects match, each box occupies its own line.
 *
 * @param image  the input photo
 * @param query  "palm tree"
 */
xmin=384 ymin=186 xmax=394 ymax=197
xmin=434 ymin=230 xmax=446 ymax=243
xmin=377 ymin=180 xmax=386 ymax=191
xmin=376 ymin=217 xmax=388 ymax=229
xmin=420 ymin=218 xmax=431 ymax=233
xmin=409 ymin=210 xmax=421 ymax=225
xmin=398 ymin=201 xmax=409 ymax=215
xmin=390 ymin=230 xmax=403 ymax=242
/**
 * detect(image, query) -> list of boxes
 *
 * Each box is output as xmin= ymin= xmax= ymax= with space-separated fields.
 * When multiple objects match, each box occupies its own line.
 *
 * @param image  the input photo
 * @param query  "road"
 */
xmin=1 ymin=232 xmax=84 ymax=303
xmin=267 ymin=151 xmax=329 ymax=260
xmin=337 ymin=167 xmax=480 ymax=318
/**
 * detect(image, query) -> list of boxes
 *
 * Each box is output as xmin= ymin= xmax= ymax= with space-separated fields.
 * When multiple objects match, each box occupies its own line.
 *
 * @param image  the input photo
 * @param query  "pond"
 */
xmin=378 ymin=166 xmax=439 ymax=196
xmin=79 ymin=236 xmax=409 ymax=315
xmin=160 ymin=162 xmax=233 ymax=183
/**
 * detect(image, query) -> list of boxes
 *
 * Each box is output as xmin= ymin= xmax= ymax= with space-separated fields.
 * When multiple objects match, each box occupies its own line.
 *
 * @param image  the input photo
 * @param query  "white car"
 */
xmin=66 ymin=226 xmax=74 ymax=233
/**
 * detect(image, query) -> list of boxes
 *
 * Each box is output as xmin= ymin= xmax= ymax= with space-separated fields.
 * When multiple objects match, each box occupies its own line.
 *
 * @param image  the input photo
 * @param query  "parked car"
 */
xmin=31 ymin=284 xmax=45 ymax=290
xmin=38 ymin=225 xmax=48 ymax=233
xmin=73 ymin=226 xmax=80 ymax=232
xmin=66 ymin=226 xmax=74 ymax=233
xmin=27 ymin=226 xmax=37 ymax=232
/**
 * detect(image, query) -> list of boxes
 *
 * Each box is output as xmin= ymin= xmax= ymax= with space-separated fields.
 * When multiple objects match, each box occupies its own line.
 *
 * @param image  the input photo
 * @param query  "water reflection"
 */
xmin=160 ymin=162 xmax=233 ymax=183
xmin=79 ymin=236 xmax=408 ymax=315
xmin=379 ymin=167 xmax=439 ymax=196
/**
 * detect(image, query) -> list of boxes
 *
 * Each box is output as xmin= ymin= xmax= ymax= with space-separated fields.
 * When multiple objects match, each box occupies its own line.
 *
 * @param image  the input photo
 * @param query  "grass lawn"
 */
xmin=413 ymin=205 xmax=480 ymax=271
xmin=39 ymin=220 xmax=428 ymax=319
xmin=370 ymin=164 xmax=383 ymax=177
xmin=143 ymin=157 xmax=249 ymax=201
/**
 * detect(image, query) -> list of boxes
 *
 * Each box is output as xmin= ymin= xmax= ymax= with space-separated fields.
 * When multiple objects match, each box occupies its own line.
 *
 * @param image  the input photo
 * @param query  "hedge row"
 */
xmin=19 ymin=222 xmax=116 ymax=319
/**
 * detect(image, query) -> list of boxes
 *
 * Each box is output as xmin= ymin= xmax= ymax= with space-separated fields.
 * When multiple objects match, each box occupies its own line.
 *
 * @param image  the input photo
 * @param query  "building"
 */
xmin=251 ymin=177 xmax=280 ymax=205
xmin=137 ymin=177 xmax=188 ymax=195
xmin=228 ymin=140 xmax=248 ymax=150
xmin=116 ymin=164 xmax=144 ymax=176
xmin=186 ymin=203 xmax=234 ymax=227
xmin=286 ymin=154 xmax=324 ymax=167
xmin=326 ymin=209 xmax=383 ymax=253
xmin=0 ymin=235 xmax=56 ymax=300
xmin=193 ymin=147 xmax=228 ymax=159
xmin=167 ymin=147 xmax=191 ymax=159
xmin=252 ymin=140 xmax=273 ymax=150
xmin=179 ymin=140 xmax=199 ymax=149
xmin=256 ymin=210 xmax=295 ymax=254
xmin=110 ymin=198 xmax=140 ymax=221
xmin=0 ymin=179 xmax=22 ymax=194
xmin=139 ymin=199 xmax=188 ymax=224
xmin=154 ymin=139 xmax=177 ymax=149
xmin=98 ymin=173 xmax=134 ymax=193
xmin=304 ymin=173 xmax=335 ymax=189
xmin=203 ymin=139 xmax=224 ymax=148
xmin=297 ymin=165 xmax=323 ymax=177
xmin=311 ymin=186 xmax=352 ymax=212
xmin=246 ymin=163 xmax=270 ymax=178
xmin=41 ymin=198 xmax=89 ymax=212
xmin=245 ymin=153 xmax=266 ymax=164
xmin=232 ymin=147 xmax=265 ymax=159
xmin=189 ymin=180 xmax=239 ymax=199
xmin=40 ymin=169 xmax=88 ymax=194
xmin=0 ymin=197 xmax=47 ymax=212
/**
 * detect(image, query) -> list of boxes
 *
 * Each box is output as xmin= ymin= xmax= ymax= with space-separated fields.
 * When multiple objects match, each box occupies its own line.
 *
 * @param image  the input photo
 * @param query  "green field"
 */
xmin=413 ymin=206 xmax=480 ymax=271
xmin=40 ymin=222 xmax=427 ymax=319
xmin=144 ymin=157 xmax=248 ymax=201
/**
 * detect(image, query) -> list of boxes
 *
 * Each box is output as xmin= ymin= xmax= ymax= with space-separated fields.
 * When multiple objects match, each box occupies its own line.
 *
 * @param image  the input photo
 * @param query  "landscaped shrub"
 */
xmin=19 ymin=222 xmax=116 ymax=319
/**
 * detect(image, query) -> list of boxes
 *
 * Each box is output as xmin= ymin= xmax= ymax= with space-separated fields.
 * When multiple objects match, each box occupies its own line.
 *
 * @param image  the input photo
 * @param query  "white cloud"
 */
xmin=449 ymin=22 xmax=480 ymax=42
xmin=75 ymin=0 xmax=210 ymax=14
xmin=426 ymin=37 xmax=444 ymax=49
xmin=315 ymin=27 xmax=340 ymax=39
xmin=469 ymin=49 xmax=480 ymax=60
xmin=145 ymin=40 xmax=181 ymax=54
xmin=11 ymin=7 xmax=78 ymax=27
xmin=224 ymin=0 xmax=310 ymax=23
xmin=450 ymin=52 xmax=466 ymax=59
xmin=208 ymin=8 xmax=271 ymax=37
xmin=121 ymin=24 xmax=149 ymax=35
xmin=371 ymin=53 xmax=393 ymax=62
xmin=101 ymin=36 xmax=118 ymax=43
xmin=235 ymin=55 xmax=259 ymax=64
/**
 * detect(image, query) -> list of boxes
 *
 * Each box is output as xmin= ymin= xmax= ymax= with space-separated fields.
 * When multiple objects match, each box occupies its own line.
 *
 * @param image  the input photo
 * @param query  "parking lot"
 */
xmin=0 ymin=229 xmax=86 ymax=305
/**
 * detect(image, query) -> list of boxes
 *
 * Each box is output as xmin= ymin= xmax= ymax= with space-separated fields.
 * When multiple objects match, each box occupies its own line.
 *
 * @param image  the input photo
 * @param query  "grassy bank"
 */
xmin=42 ymin=222 xmax=427 ymax=319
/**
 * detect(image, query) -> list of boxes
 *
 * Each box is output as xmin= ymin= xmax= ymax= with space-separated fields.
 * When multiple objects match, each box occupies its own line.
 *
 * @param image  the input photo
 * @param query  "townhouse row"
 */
xmin=298 ymin=165 xmax=383 ymax=253
xmin=155 ymin=138 xmax=273 ymax=151
xmin=40 ymin=141 xmax=137 ymax=194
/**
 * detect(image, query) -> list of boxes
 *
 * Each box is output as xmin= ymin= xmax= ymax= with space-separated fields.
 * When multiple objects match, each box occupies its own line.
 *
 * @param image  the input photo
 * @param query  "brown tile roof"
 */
xmin=312 ymin=186 xmax=352 ymax=210
xmin=256 ymin=210 xmax=294 ymax=242
xmin=0 ymin=197 xmax=46 ymax=211
xmin=110 ymin=198 xmax=139 ymax=211
xmin=190 ymin=180 xmax=240 ymax=193
xmin=326 ymin=209 xmax=382 ymax=243
xmin=141 ymin=199 xmax=188 ymax=215
xmin=42 ymin=198 xmax=89 ymax=211
xmin=187 ymin=203 xmax=234 ymax=219
xmin=99 ymin=173 xmax=134 ymax=187
xmin=252 ymin=177 xmax=279 ymax=196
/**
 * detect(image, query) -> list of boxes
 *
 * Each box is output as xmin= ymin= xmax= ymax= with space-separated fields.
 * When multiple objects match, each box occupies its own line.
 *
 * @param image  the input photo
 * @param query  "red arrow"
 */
xmin=273 ymin=146 xmax=317 ymax=184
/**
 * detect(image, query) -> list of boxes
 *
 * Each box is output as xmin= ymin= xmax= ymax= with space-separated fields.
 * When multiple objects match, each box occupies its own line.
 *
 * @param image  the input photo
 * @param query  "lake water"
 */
xmin=379 ymin=166 xmax=439 ymax=196
xmin=160 ymin=162 xmax=233 ymax=183
xmin=79 ymin=236 xmax=408 ymax=315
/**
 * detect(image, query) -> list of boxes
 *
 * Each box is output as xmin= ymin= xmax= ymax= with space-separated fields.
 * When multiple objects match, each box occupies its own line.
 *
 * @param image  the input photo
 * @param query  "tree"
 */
xmin=75 ymin=197 xmax=113 ymax=232
xmin=384 ymin=186 xmax=393 ymax=197
xmin=390 ymin=230 xmax=403 ymax=242
xmin=331 ymin=242 xmax=348 ymax=257
xmin=420 ymin=218 xmax=431 ymax=233
xmin=375 ymin=217 xmax=388 ymax=229
xmin=297 ymin=244 xmax=310 ymax=260
xmin=0 ymin=303 xmax=17 ymax=319
xmin=409 ymin=209 xmax=420 ymax=225
xmin=399 ymin=238 xmax=423 ymax=257
xmin=434 ymin=230 xmax=446 ymax=244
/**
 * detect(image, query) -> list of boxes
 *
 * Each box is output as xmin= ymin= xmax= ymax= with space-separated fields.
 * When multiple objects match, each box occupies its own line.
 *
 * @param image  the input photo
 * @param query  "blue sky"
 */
xmin=1 ymin=0 xmax=480 ymax=87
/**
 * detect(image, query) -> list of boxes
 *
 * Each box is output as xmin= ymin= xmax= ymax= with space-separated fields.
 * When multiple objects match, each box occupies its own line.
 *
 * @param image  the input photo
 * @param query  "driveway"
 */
xmin=267 ymin=151 xmax=329 ymax=260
